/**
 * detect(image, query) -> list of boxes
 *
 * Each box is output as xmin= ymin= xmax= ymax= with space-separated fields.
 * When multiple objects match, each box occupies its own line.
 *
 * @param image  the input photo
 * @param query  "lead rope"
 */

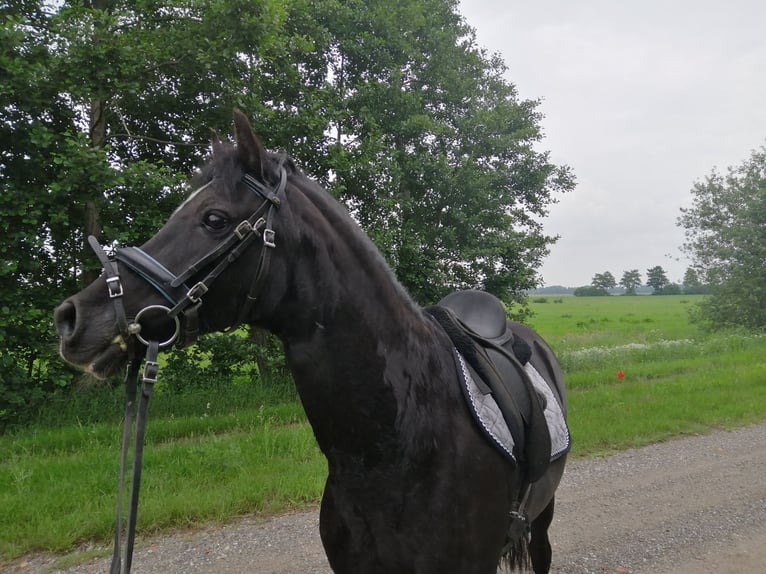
xmin=110 ymin=341 xmax=160 ymax=574
xmin=110 ymin=360 xmax=139 ymax=574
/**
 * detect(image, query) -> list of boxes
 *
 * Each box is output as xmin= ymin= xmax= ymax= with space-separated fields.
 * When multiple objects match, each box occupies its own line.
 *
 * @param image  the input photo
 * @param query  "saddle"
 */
xmin=427 ymin=290 xmax=552 ymax=483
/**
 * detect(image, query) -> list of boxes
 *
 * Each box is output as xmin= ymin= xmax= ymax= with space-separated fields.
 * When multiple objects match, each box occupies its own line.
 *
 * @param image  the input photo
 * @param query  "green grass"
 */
xmin=0 ymin=401 xmax=325 ymax=559
xmin=2 ymin=294 xmax=766 ymax=563
xmin=526 ymin=294 xmax=702 ymax=347
xmin=527 ymin=295 xmax=766 ymax=455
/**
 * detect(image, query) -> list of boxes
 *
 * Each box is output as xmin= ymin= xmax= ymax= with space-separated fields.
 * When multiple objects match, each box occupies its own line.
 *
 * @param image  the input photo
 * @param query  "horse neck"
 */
xmin=270 ymin=178 xmax=428 ymax=343
xmin=264 ymin=182 xmax=446 ymax=462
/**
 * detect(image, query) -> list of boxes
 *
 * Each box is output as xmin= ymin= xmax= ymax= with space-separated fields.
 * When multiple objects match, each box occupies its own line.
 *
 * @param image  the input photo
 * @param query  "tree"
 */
xmin=678 ymin=145 xmax=766 ymax=328
xmin=2 ymin=0 xmax=574 ymax=425
xmin=1 ymin=0 xmax=301 ymax=424
xmin=682 ymin=267 xmax=708 ymax=295
xmin=619 ymin=269 xmax=642 ymax=295
xmin=591 ymin=271 xmax=616 ymax=293
xmin=646 ymin=266 xmax=670 ymax=294
xmin=321 ymin=0 xmax=575 ymax=304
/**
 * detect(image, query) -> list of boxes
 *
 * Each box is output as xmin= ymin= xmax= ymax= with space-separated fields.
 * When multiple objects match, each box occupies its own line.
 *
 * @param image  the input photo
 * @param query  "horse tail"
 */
xmin=500 ymin=534 xmax=531 ymax=572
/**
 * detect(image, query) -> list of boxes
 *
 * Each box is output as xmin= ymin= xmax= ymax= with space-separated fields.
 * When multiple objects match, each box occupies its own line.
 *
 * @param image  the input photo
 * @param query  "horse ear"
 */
xmin=232 ymin=109 xmax=265 ymax=179
xmin=210 ymin=129 xmax=225 ymax=157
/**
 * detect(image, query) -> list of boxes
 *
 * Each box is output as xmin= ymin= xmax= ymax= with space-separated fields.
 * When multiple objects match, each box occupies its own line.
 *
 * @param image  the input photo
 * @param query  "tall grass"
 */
xmin=2 ymin=294 xmax=766 ymax=563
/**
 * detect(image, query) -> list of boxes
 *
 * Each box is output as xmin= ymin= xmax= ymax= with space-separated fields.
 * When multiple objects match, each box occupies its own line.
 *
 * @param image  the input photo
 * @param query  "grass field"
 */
xmin=526 ymin=295 xmax=766 ymax=455
xmin=1 ymin=294 xmax=765 ymax=562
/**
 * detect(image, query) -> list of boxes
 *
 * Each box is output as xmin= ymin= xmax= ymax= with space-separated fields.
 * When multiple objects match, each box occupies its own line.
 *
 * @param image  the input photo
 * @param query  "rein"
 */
xmin=89 ymin=166 xmax=286 ymax=573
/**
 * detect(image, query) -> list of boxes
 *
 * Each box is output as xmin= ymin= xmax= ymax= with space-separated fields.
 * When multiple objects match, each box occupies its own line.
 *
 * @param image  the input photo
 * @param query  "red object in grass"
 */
xmin=617 ymin=370 xmax=625 ymax=379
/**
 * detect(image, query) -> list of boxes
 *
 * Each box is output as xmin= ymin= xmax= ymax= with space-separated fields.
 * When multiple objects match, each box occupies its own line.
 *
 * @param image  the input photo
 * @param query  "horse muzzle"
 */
xmin=54 ymin=297 xmax=130 ymax=378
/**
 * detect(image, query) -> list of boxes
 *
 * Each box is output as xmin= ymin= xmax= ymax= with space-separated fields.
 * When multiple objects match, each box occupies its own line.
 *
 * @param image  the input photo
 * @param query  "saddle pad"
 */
xmin=455 ymin=350 xmax=570 ymax=465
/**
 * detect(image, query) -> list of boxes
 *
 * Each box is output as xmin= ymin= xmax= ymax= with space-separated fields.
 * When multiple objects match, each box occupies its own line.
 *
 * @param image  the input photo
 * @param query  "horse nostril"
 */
xmin=54 ymin=300 xmax=77 ymax=338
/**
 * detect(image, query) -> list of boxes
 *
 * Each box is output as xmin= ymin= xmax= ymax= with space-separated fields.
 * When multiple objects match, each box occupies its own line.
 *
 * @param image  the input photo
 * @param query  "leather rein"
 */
xmin=89 ymin=166 xmax=286 ymax=574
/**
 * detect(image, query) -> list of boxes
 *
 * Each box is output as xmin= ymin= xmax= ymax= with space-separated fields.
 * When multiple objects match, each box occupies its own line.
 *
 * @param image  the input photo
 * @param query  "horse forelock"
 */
xmin=188 ymin=143 xmax=296 ymax=199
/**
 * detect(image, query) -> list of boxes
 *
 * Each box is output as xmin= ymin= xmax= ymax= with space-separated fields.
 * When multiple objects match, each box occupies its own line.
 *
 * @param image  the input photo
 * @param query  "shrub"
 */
xmin=161 ymin=329 xmax=287 ymax=392
xmin=573 ymin=286 xmax=610 ymax=297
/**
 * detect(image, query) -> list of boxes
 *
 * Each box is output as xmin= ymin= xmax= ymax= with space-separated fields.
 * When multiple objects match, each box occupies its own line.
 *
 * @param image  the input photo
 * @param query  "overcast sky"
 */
xmin=457 ymin=0 xmax=766 ymax=287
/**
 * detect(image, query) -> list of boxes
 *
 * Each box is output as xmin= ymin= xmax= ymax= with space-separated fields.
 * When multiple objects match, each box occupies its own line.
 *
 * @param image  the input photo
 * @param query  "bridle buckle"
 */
xmin=234 ymin=220 xmax=253 ymax=240
xmin=186 ymin=281 xmax=208 ymax=304
xmin=142 ymin=361 xmax=159 ymax=384
xmin=263 ymin=228 xmax=276 ymax=249
xmin=106 ymin=276 xmax=124 ymax=298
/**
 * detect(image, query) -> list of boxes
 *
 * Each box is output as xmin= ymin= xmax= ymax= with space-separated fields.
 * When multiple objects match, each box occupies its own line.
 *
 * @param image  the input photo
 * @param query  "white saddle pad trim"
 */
xmin=524 ymin=362 xmax=570 ymax=459
xmin=456 ymin=351 xmax=570 ymax=464
xmin=457 ymin=351 xmax=517 ymax=462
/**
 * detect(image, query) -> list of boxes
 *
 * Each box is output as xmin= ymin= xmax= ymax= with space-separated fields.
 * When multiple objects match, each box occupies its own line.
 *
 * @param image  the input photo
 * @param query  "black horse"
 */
xmin=54 ymin=110 xmax=567 ymax=574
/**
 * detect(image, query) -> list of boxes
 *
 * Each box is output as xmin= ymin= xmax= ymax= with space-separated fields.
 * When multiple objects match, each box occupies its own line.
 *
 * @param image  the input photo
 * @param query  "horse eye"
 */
xmin=203 ymin=211 xmax=229 ymax=231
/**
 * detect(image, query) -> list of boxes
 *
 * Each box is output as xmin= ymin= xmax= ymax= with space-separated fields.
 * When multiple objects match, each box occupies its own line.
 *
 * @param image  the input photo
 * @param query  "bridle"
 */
xmin=88 ymin=165 xmax=287 ymax=574
xmin=92 ymin=165 xmax=286 ymax=351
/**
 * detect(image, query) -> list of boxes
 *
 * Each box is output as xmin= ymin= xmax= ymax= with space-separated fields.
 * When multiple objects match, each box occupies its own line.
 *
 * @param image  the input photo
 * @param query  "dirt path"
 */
xmin=5 ymin=423 xmax=766 ymax=573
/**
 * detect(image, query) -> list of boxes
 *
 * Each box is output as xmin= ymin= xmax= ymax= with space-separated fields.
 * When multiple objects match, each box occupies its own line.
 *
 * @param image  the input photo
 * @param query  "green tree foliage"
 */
xmin=682 ymin=267 xmax=708 ymax=295
xmin=573 ymin=285 xmax=609 ymax=297
xmin=1 ymin=0 xmax=573 ymax=426
xmin=646 ymin=266 xmax=670 ymax=294
xmin=678 ymin=145 xmax=766 ymax=328
xmin=619 ymin=269 xmax=642 ymax=295
xmin=320 ymin=0 xmax=575 ymax=303
xmin=1 ymin=0 xmax=299 ymax=425
xmin=591 ymin=271 xmax=616 ymax=292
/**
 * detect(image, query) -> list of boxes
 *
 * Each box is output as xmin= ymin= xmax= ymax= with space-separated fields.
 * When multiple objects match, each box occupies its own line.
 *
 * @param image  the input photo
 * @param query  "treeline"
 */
xmin=0 ymin=0 xmax=574 ymax=428
xmin=572 ymin=266 xmax=709 ymax=297
xmin=530 ymin=266 xmax=710 ymax=296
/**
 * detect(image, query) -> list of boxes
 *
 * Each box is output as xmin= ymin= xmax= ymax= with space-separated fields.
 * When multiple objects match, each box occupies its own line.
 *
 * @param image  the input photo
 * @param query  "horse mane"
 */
xmin=288 ymin=165 xmax=426 ymax=329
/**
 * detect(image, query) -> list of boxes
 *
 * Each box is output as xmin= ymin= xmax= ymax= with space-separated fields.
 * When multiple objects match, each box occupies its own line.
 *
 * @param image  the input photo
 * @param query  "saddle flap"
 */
xmin=483 ymin=346 xmax=551 ymax=482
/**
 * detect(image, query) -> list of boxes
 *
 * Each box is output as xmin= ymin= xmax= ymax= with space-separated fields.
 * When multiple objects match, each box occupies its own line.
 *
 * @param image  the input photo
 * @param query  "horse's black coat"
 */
xmin=54 ymin=110 xmax=567 ymax=573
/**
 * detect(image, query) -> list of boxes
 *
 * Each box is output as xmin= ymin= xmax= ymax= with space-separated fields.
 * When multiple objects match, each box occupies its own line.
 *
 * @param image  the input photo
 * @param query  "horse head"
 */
xmin=54 ymin=110 xmax=290 ymax=378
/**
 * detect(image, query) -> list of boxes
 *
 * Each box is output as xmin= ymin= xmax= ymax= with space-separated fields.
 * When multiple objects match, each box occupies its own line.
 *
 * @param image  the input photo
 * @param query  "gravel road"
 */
xmin=5 ymin=422 xmax=766 ymax=574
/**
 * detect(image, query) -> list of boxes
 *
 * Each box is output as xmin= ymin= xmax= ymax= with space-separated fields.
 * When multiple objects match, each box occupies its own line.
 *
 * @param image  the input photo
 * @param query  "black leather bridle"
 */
xmin=88 ymin=165 xmax=286 ymax=574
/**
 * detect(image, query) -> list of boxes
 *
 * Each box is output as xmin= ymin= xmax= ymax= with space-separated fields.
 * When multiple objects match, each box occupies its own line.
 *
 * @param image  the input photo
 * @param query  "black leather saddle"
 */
xmin=427 ymin=290 xmax=551 ymax=483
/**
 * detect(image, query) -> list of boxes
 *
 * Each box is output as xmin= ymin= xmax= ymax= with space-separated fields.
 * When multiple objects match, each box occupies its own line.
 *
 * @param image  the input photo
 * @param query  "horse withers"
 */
xmin=54 ymin=110 xmax=568 ymax=573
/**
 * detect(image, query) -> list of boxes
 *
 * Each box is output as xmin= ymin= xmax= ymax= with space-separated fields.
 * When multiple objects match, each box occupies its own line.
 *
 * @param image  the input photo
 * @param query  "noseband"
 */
xmin=88 ymin=165 xmax=286 ymax=574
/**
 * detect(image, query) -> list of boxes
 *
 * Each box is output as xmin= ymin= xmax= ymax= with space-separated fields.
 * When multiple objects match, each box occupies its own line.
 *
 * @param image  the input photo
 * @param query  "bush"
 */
xmin=0 ymin=351 xmax=76 ymax=431
xmin=655 ymin=283 xmax=682 ymax=295
xmin=161 ymin=329 xmax=287 ymax=392
xmin=0 ymin=354 xmax=33 ymax=430
xmin=573 ymin=286 xmax=610 ymax=297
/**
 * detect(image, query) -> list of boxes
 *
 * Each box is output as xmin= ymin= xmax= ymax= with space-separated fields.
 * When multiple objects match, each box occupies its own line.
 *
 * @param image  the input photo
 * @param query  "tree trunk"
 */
xmin=249 ymin=326 xmax=276 ymax=382
xmin=81 ymin=0 xmax=111 ymax=285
